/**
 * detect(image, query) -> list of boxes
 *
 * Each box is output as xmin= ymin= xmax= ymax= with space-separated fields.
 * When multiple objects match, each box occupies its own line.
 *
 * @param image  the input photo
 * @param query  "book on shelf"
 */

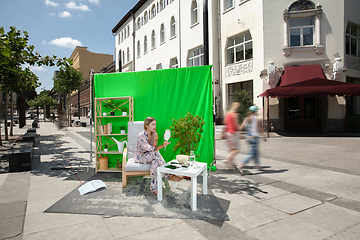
xmin=101 ymin=123 xmax=112 ymax=134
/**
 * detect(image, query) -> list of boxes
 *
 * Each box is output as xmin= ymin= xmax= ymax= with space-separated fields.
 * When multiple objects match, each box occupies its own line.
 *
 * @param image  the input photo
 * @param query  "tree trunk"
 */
xmin=10 ymin=91 xmax=13 ymax=136
xmin=0 ymin=92 xmax=3 ymax=146
xmin=4 ymin=88 xmax=8 ymax=141
xmin=68 ymin=89 xmax=72 ymax=127
xmin=43 ymin=105 xmax=46 ymax=122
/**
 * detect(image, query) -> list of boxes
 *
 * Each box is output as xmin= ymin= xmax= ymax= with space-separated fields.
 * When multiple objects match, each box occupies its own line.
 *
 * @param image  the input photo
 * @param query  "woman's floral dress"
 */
xmin=134 ymin=131 xmax=170 ymax=191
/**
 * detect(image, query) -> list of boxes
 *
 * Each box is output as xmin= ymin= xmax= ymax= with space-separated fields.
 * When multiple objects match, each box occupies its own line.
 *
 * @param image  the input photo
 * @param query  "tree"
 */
xmin=27 ymin=90 xmax=57 ymax=122
xmin=53 ymin=65 xmax=83 ymax=127
xmin=0 ymin=26 xmax=71 ymax=143
xmin=170 ymin=112 xmax=205 ymax=156
xmin=233 ymin=90 xmax=253 ymax=123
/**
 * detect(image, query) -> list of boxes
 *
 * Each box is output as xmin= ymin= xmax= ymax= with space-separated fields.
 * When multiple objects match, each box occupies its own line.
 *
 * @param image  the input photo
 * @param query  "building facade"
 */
xmin=69 ymin=46 xmax=113 ymax=117
xmin=113 ymin=0 xmax=360 ymax=132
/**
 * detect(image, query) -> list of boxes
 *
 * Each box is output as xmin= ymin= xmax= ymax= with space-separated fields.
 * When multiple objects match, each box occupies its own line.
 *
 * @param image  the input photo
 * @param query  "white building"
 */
xmin=112 ymin=0 xmax=360 ymax=132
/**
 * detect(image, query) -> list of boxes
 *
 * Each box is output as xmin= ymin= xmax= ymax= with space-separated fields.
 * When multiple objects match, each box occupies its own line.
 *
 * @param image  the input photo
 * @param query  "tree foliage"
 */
xmin=233 ymin=90 xmax=253 ymax=123
xmin=0 ymin=26 xmax=72 ymax=94
xmin=53 ymin=65 xmax=83 ymax=94
xmin=27 ymin=90 xmax=57 ymax=108
xmin=170 ymin=112 xmax=205 ymax=156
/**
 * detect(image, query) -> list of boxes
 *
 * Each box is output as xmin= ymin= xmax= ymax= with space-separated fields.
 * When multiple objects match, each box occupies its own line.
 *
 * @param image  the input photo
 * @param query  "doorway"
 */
xmin=286 ymin=97 xmax=318 ymax=132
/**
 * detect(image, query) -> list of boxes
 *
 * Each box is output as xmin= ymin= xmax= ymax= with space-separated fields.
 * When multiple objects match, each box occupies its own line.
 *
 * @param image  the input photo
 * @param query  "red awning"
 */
xmin=259 ymin=65 xmax=360 ymax=97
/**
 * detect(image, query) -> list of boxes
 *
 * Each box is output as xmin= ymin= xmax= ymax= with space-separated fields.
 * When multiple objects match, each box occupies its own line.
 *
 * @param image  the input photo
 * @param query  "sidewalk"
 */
xmin=0 ymin=120 xmax=359 ymax=239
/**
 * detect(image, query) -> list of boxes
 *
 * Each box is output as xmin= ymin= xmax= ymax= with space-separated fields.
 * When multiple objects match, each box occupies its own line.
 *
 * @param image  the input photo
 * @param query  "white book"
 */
xmin=78 ymin=180 xmax=106 ymax=196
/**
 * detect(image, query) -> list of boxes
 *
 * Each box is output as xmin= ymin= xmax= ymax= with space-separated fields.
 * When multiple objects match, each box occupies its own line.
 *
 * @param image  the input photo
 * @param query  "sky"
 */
xmin=0 ymin=0 xmax=139 ymax=93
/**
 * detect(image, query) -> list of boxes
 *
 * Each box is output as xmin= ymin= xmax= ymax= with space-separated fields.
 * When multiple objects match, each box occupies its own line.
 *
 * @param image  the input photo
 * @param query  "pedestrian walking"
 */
xmin=236 ymin=106 xmax=266 ymax=174
xmin=222 ymin=102 xmax=241 ymax=167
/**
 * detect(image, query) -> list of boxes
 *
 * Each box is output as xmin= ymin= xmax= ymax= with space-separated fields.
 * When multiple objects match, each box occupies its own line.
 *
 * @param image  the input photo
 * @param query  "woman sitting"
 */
xmin=134 ymin=117 xmax=183 ymax=194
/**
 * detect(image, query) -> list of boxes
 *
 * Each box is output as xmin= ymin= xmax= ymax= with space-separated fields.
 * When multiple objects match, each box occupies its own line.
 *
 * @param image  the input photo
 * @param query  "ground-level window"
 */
xmin=227 ymin=80 xmax=253 ymax=107
xmin=188 ymin=46 xmax=204 ymax=66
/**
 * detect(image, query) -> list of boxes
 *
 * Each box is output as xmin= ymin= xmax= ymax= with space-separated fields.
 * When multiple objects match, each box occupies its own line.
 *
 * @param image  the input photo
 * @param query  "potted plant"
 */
xmin=103 ymin=142 xmax=110 ymax=152
xmin=120 ymin=125 xmax=126 ymax=134
xmin=121 ymin=106 xmax=128 ymax=116
xmin=104 ymin=100 xmax=119 ymax=116
xmin=170 ymin=112 xmax=205 ymax=157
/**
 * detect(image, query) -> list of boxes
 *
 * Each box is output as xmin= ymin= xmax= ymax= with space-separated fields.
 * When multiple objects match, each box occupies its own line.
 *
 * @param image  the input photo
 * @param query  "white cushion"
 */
xmin=125 ymin=158 xmax=151 ymax=172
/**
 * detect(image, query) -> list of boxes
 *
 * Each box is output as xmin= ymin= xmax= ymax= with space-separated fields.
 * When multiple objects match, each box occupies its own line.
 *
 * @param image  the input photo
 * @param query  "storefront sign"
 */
xmin=225 ymin=61 xmax=253 ymax=77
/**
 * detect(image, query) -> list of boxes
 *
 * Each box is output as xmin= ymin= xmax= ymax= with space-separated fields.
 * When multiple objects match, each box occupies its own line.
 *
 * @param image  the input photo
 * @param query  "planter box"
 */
xmin=9 ymin=142 xmax=33 ymax=172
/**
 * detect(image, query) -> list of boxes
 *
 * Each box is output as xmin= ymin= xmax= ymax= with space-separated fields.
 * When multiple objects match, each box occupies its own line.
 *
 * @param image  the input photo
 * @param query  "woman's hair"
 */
xmin=229 ymin=102 xmax=240 ymax=113
xmin=144 ymin=117 xmax=156 ymax=130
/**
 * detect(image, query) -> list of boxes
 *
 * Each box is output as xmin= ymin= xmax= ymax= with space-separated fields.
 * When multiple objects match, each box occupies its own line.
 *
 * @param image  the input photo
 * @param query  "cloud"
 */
xmin=30 ymin=66 xmax=47 ymax=72
xmin=42 ymin=41 xmax=47 ymax=45
xmin=66 ymin=1 xmax=90 ymax=11
xmin=49 ymin=37 xmax=82 ymax=49
xmin=59 ymin=11 xmax=72 ymax=18
xmin=89 ymin=0 xmax=99 ymax=6
xmin=45 ymin=0 xmax=59 ymax=7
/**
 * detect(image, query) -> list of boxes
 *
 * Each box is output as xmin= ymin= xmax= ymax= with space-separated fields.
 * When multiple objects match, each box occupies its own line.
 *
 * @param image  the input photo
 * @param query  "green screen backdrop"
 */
xmin=94 ymin=65 xmax=214 ymax=167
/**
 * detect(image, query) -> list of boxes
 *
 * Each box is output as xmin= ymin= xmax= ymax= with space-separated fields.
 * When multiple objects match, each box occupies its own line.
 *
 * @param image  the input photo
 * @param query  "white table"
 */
xmin=157 ymin=162 xmax=207 ymax=211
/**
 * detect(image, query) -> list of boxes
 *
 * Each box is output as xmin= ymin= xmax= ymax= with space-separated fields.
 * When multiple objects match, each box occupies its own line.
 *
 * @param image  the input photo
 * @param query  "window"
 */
xmin=289 ymin=17 xmax=314 ymax=47
xmin=151 ymin=30 xmax=156 ymax=49
xmin=228 ymin=81 xmax=253 ymax=106
xmin=122 ymin=51 xmax=125 ymax=64
xmin=127 ymin=26 xmax=130 ymax=38
xmin=226 ymin=31 xmax=253 ymax=65
xmin=160 ymin=0 xmax=165 ymax=11
xmin=137 ymin=17 xmax=141 ymax=30
xmin=156 ymin=63 xmax=162 ymax=69
xmin=170 ymin=57 xmax=179 ymax=68
xmin=160 ymin=24 xmax=165 ymax=43
xmin=121 ymin=32 xmax=123 ymax=42
xmin=223 ymin=0 xmax=233 ymax=12
xmin=151 ymin=4 xmax=156 ymax=18
xmin=283 ymin=1 xmax=323 ymax=56
xmin=346 ymin=23 xmax=360 ymax=57
xmin=191 ymin=0 xmax=198 ymax=26
xmin=118 ymin=34 xmax=120 ymax=45
xmin=188 ymin=46 xmax=204 ymax=67
xmin=144 ymin=36 xmax=148 ymax=53
xmin=137 ymin=41 xmax=141 ymax=57
xmin=144 ymin=11 xmax=148 ymax=24
xmin=170 ymin=16 xmax=176 ymax=38
xmin=127 ymin=47 xmax=130 ymax=62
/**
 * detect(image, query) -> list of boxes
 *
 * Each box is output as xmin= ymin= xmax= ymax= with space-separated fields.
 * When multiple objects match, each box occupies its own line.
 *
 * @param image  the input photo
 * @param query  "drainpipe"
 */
xmin=178 ymin=0 xmax=181 ymax=67
xmin=203 ymin=0 xmax=209 ymax=65
xmin=131 ymin=11 xmax=136 ymax=71
xmin=118 ymin=50 xmax=122 ymax=72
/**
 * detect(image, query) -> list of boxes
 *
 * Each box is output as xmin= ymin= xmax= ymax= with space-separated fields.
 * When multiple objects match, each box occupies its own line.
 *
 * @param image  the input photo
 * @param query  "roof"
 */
xmin=112 ymin=0 xmax=147 ymax=34
xmin=259 ymin=65 xmax=360 ymax=97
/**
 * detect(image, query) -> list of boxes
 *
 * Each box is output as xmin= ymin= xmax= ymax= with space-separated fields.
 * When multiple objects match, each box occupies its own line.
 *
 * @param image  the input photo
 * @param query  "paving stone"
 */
xmin=247 ymin=216 xmax=334 ymax=240
xmin=329 ymin=197 xmax=360 ymax=213
xmin=293 ymin=203 xmax=360 ymax=233
xmin=261 ymin=193 xmax=322 ymax=215
xmin=295 ymin=188 xmax=338 ymax=202
xmin=0 ymin=201 xmax=26 ymax=220
xmin=324 ymin=222 xmax=360 ymax=240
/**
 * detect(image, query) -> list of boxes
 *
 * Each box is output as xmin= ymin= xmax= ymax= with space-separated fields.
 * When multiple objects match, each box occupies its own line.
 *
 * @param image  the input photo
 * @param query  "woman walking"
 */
xmin=223 ymin=102 xmax=241 ymax=167
xmin=237 ymin=106 xmax=266 ymax=174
